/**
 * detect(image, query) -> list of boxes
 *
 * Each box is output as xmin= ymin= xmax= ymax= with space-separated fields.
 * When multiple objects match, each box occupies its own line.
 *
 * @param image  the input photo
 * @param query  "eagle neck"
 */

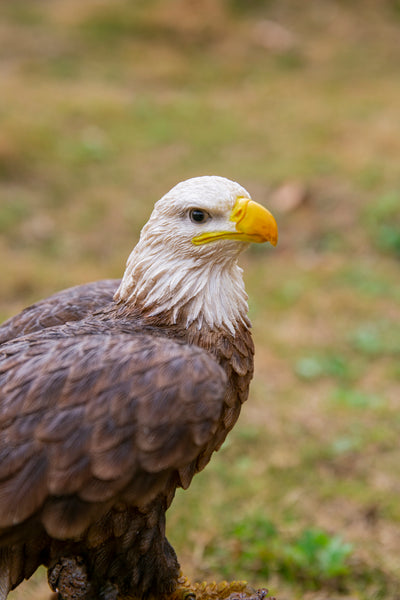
xmin=114 ymin=243 xmax=249 ymax=336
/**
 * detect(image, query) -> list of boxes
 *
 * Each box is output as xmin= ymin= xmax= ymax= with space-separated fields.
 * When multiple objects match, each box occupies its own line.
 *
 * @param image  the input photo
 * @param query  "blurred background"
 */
xmin=1 ymin=1 xmax=399 ymax=598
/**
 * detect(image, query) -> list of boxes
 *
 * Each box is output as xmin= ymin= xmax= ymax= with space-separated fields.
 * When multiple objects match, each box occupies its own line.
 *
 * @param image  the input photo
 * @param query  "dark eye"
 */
xmin=189 ymin=208 xmax=210 ymax=224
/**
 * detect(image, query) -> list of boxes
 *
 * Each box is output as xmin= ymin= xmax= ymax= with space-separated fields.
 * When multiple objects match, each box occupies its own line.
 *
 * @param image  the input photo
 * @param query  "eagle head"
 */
xmin=115 ymin=176 xmax=278 ymax=332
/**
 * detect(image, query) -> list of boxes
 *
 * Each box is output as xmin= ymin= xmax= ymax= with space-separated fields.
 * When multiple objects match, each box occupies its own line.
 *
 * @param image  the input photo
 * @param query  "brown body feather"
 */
xmin=0 ymin=280 xmax=119 ymax=344
xmin=0 ymin=281 xmax=254 ymax=599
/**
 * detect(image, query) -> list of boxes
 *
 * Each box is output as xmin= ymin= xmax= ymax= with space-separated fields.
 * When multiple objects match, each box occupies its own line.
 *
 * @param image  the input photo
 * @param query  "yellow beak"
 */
xmin=192 ymin=197 xmax=278 ymax=247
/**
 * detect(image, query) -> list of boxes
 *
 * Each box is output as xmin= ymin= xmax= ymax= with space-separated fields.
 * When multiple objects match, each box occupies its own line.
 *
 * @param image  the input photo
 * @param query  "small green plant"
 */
xmin=231 ymin=515 xmax=279 ymax=578
xmin=280 ymin=528 xmax=353 ymax=583
xmin=351 ymin=322 xmax=400 ymax=356
xmin=214 ymin=513 xmax=354 ymax=590
xmin=294 ymin=353 xmax=352 ymax=381
xmin=331 ymin=387 xmax=384 ymax=409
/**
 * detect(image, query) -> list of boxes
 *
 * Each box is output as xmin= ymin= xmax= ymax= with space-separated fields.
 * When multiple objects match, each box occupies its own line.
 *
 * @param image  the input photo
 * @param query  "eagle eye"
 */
xmin=189 ymin=209 xmax=210 ymax=224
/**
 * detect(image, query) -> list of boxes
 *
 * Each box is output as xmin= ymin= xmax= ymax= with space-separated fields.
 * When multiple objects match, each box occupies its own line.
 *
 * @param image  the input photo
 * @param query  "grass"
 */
xmin=2 ymin=1 xmax=400 ymax=598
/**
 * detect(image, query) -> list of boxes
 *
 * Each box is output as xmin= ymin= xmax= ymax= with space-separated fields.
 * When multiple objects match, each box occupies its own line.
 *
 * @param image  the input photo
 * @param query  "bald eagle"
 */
xmin=0 ymin=176 xmax=277 ymax=600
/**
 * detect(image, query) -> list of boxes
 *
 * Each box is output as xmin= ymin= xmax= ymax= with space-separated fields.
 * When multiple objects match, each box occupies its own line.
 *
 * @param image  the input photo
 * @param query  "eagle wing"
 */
xmin=0 ymin=280 xmax=120 ymax=344
xmin=0 ymin=330 xmax=227 ymax=539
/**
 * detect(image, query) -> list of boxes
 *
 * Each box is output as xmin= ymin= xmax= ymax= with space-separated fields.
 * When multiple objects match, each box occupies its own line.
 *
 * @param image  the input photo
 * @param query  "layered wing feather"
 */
xmin=0 ymin=280 xmax=120 ymax=344
xmin=0 ymin=329 xmax=227 ymax=538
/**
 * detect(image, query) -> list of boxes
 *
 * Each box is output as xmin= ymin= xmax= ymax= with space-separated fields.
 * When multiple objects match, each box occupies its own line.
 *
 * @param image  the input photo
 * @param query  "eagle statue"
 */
xmin=0 ymin=176 xmax=278 ymax=600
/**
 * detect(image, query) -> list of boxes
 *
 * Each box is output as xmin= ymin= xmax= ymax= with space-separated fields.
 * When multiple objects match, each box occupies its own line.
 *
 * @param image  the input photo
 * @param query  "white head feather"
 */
xmin=115 ymin=176 xmax=253 ymax=335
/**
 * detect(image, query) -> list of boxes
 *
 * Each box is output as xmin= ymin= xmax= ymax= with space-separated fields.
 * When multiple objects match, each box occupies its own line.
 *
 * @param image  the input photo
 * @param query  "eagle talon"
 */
xmin=47 ymin=557 xmax=93 ymax=600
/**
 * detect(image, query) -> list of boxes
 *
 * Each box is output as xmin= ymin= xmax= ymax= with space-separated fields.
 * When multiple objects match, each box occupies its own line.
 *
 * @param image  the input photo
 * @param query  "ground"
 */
xmin=1 ymin=1 xmax=400 ymax=599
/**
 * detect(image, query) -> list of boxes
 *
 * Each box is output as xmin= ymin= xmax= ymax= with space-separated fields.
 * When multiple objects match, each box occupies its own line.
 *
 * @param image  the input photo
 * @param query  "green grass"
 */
xmin=2 ymin=1 xmax=400 ymax=599
xmin=210 ymin=514 xmax=354 ymax=588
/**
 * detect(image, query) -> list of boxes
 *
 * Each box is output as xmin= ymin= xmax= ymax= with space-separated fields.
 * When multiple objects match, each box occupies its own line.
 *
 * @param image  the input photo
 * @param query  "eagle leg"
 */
xmin=48 ymin=556 xmax=95 ymax=600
